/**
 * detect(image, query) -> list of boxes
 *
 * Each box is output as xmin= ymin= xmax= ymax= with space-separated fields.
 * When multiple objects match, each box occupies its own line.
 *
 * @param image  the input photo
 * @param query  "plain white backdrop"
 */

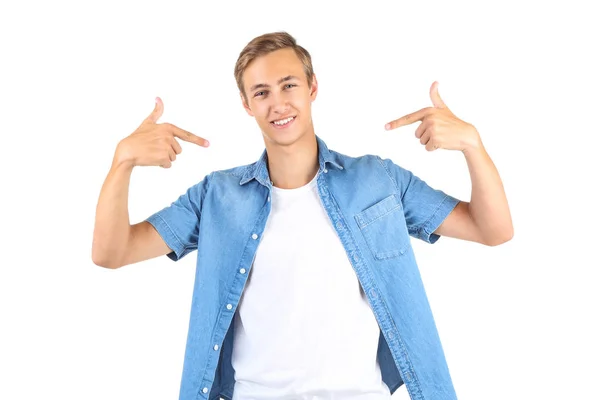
xmin=1 ymin=0 xmax=598 ymax=399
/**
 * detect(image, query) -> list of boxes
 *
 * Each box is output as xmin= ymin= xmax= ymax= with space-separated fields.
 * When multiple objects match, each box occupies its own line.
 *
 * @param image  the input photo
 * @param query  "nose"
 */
xmin=270 ymin=92 xmax=290 ymax=115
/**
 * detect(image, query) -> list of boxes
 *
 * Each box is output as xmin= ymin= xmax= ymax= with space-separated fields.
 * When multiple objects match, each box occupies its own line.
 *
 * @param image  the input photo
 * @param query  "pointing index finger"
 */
xmin=385 ymin=107 xmax=433 ymax=130
xmin=166 ymin=124 xmax=210 ymax=147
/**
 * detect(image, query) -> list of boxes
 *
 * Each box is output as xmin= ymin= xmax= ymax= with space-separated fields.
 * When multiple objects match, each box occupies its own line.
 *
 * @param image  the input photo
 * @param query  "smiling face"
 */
xmin=241 ymin=48 xmax=318 ymax=147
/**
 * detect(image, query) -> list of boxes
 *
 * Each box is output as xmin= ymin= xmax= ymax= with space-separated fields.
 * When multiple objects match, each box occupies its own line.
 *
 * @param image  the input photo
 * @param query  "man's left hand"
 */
xmin=385 ymin=81 xmax=481 ymax=152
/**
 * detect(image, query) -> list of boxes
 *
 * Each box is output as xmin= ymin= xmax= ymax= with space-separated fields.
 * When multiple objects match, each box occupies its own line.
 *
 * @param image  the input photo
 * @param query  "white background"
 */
xmin=1 ymin=0 xmax=598 ymax=399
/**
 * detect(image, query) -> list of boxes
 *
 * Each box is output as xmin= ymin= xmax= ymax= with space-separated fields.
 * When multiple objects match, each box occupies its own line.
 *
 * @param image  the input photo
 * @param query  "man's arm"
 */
xmin=434 ymin=145 xmax=513 ymax=246
xmin=92 ymin=157 xmax=172 ymax=269
xmin=91 ymin=97 xmax=209 ymax=269
xmin=385 ymin=81 xmax=513 ymax=246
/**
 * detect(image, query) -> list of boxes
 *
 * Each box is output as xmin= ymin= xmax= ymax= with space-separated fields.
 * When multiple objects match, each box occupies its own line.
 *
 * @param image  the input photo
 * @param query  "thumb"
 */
xmin=429 ymin=81 xmax=447 ymax=109
xmin=145 ymin=97 xmax=164 ymax=124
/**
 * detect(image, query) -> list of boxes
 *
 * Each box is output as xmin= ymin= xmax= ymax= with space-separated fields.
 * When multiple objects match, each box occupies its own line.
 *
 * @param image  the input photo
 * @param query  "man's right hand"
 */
xmin=114 ymin=97 xmax=210 ymax=168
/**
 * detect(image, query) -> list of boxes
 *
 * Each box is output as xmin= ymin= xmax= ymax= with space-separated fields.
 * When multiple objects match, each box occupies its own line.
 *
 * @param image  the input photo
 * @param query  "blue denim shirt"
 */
xmin=146 ymin=135 xmax=460 ymax=400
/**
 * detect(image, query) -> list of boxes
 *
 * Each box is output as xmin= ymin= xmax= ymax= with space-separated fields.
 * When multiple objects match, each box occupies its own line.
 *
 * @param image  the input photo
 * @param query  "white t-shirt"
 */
xmin=231 ymin=171 xmax=391 ymax=400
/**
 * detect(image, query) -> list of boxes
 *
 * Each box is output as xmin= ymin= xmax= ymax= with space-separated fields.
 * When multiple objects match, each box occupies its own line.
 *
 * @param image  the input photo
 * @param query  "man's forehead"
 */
xmin=244 ymin=49 xmax=304 ymax=84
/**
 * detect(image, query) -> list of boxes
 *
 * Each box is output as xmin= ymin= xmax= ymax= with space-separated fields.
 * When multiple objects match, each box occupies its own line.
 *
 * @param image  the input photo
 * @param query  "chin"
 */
xmin=263 ymin=123 xmax=306 ymax=147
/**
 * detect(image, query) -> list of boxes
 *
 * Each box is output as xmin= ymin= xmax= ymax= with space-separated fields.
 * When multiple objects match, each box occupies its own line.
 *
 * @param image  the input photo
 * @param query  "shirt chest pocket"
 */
xmin=354 ymin=194 xmax=410 ymax=260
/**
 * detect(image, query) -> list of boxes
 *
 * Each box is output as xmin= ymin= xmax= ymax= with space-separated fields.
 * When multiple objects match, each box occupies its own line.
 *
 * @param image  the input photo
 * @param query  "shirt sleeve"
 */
xmin=145 ymin=174 xmax=210 ymax=261
xmin=379 ymin=157 xmax=460 ymax=244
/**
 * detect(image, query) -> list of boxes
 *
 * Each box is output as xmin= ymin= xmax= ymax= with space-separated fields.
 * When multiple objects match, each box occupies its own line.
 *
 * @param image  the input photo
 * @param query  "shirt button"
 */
xmin=240 ymin=268 xmax=246 ymax=274
xmin=370 ymin=289 xmax=378 ymax=298
xmin=252 ymin=233 xmax=258 ymax=240
xmin=202 ymin=387 xmax=208 ymax=394
xmin=353 ymin=254 xmax=359 ymax=262
xmin=336 ymin=221 xmax=343 ymax=230
xmin=324 ymin=169 xmax=328 ymax=173
xmin=213 ymin=344 xmax=219 ymax=351
xmin=226 ymin=304 xmax=233 ymax=310
xmin=267 ymin=196 xmax=271 ymax=202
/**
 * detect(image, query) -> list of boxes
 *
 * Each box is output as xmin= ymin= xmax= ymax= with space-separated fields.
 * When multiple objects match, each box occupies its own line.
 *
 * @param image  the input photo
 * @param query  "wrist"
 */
xmin=113 ymin=142 xmax=136 ymax=171
xmin=461 ymin=125 xmax=484 ymax=155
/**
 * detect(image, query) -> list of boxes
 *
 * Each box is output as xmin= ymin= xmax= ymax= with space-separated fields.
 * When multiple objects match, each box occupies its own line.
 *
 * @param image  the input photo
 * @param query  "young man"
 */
xmin=92 ymin=32 xmax=512 ymax=400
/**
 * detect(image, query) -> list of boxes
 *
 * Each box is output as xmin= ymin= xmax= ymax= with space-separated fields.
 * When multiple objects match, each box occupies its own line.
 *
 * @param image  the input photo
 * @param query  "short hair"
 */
xmin=234 ymin=31 xmax=314 ymax=102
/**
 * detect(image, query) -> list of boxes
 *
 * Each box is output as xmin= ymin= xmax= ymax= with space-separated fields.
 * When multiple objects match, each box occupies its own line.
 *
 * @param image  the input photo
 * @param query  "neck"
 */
xmin=264 ymin=131 xmax=319 ymax=189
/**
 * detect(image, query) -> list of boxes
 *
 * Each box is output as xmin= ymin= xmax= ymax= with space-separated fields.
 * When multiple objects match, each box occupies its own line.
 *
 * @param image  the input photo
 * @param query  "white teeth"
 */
xmin=273 ymin=117 xmax=294 ymax=125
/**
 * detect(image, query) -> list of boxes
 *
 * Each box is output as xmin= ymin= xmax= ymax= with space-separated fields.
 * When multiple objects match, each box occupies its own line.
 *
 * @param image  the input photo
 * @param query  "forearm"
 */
xmin=463 ymin=140 xmax=513 ymax=245
xmin=91 ymin=155 xmax=135 ymax=268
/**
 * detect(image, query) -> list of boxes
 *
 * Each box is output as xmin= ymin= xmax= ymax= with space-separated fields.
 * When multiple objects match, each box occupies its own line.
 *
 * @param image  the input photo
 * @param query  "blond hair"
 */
xmin=234 ymin=32 xmax=314 ymax=102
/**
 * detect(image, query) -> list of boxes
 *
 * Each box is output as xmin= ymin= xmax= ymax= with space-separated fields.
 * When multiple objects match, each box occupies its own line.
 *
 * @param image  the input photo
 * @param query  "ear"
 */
xmin=240 ymin=92 xmax=254 ymax=117
xmin=309 ymin=74 xmax=318 ymax=102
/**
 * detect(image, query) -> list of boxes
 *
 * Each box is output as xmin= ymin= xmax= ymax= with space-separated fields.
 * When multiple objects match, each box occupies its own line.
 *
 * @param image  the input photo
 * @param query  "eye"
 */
xmin=284 ymin=84 xmax=297 ymax=89
xmin=254 ymin=91 xmax=267 ymax=97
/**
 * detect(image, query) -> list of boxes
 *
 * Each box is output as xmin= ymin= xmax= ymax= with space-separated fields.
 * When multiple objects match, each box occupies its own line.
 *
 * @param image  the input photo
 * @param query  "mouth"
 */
xmin=270 ymin=116 xmax=296 ymax=129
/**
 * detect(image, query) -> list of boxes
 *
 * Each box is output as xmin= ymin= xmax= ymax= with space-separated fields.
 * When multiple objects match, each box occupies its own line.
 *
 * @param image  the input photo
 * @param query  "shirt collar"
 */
xmin=239 ymin=135 xmax=343 ymax=187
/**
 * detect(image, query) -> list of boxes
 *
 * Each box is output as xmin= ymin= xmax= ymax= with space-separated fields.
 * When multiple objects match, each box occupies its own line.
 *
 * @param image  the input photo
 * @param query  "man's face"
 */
xmin=241 ymin=48 xmax=318 ymax=147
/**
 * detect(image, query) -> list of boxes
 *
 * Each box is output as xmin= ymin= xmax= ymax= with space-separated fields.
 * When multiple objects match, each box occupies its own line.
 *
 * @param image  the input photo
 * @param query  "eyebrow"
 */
xmin=249 ymin=75 xmax=300 ymax=92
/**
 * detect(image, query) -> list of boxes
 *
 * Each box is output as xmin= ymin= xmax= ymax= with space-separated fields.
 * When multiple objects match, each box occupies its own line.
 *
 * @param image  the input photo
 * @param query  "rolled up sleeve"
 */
xmin=379 ymin=157 xmax=460 ymax=244
xmin=145 ymin=174 xmax=210 ymax=261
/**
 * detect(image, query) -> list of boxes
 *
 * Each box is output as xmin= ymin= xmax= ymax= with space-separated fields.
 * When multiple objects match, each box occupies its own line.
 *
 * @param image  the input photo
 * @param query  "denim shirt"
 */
xmin=146 ymin=135 xmax=460 ymax=400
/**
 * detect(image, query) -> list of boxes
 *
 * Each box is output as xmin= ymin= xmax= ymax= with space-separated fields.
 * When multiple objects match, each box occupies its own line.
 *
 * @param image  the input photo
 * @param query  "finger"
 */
xmin=424 ymin=134 xmax=439 ymax=151
xmin=164 ymin=123 xmax=210 ymax=147
xmin=429 ymin=81 xmax=447 ymax=109
xmin=160 ymin=160 xmax=172 ymax=169
xmin=425 ymin=139 xmax=438 ymax=151
xmin=146 ymin=97 xmax=164 ymax=124
xmin=171 ymin=138 xmax=183 ymax=155
xmin=415 ymin=121 xmax=429 ymax=139
xmin=420 ymin=130 xmax=431 ymax=146
xmin=168 ymin=148 xmax=176 ymax=162
xmin=385 ymin=107 xmax=433 ymax=130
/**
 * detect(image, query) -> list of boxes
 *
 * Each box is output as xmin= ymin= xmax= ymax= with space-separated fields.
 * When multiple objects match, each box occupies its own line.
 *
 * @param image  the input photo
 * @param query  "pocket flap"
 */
xmin=355 ymin=194 xmax=402 ymax=229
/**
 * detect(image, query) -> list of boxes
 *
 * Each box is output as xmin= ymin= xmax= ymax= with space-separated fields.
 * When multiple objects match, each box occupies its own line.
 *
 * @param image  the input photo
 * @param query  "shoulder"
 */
xmin=171 ymin=161 xmax=254 ymax=200
xmin=330 ymin=148 xmax=396 ymax=172
xmin=200 ymin=159 xmax=262 ymax=191
xmin=332 ymin=148 xmax=410 ymax=188
xmin=210 ymin=162 xmax=253 ymax=182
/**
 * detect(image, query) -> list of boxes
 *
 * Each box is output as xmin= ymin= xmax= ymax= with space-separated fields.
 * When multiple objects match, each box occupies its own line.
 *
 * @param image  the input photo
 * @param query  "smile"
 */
xmin=270 ymin=116 xmax=296 ymax=128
